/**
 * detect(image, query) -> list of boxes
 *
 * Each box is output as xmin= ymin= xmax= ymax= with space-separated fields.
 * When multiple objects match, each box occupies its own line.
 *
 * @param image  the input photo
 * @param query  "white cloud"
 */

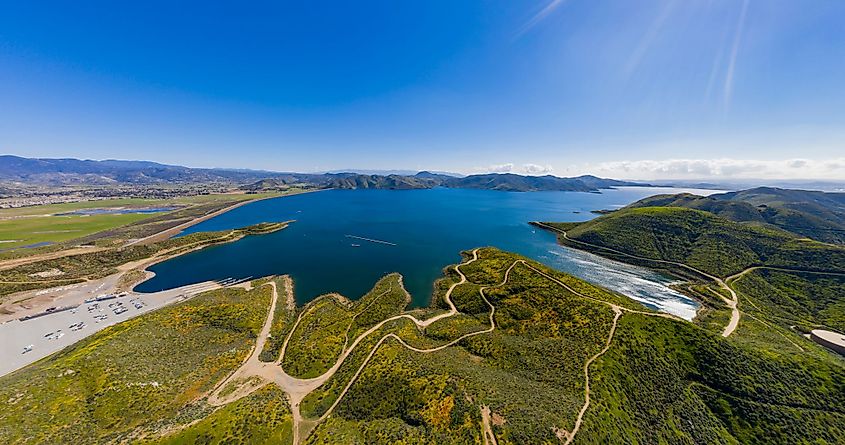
xmin=593 ymin=158 xmax=845 ymax=180
xmin=522 ymin=163 xmax=554 ymax=174
xmin=787 ymin=159 xmax=807 ymax=168
xmin=485 ymin=163 xmax=514 ymax=173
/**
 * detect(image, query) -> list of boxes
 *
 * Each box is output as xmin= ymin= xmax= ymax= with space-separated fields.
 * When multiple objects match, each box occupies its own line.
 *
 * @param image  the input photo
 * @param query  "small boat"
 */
xmin=351 ymin=243 xmax=361 ymax=247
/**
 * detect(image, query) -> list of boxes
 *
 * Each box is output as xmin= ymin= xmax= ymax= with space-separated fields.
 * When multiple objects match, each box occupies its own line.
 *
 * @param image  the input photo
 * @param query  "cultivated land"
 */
xmin=0 ymin=221 xmax=291 ymax=320
xmin=0 ymin=191 xmax=291 ymax=256
xmin=0 ymin=188 xmax=306 ymax=317
xmin=2 ymin=246 xmax=843 ymax=444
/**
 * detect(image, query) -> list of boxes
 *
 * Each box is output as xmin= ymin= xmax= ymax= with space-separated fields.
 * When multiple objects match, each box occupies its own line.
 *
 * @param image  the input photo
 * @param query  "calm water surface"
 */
xmin=136 ymin=187 xmax=721 ymax=320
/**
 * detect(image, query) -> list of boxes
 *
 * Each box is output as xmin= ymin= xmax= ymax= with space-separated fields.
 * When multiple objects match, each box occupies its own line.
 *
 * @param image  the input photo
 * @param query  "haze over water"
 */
xmin=137 ymin=187 xmax=721 ymax=320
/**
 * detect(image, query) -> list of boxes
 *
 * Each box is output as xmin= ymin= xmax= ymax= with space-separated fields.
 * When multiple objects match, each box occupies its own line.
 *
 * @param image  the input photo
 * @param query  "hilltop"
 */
xmin=629 ymin=187 xmax=845 ymax=244
xmin=537 ymin=191 xmax=845 ymax=355
xmin=547 ymin=206 xmax=845 ymax=278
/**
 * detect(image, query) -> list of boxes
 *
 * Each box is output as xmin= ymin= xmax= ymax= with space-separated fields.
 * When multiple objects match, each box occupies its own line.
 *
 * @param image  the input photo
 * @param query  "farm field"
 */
xmin=0 ymin=192 xmax=286 ymax=253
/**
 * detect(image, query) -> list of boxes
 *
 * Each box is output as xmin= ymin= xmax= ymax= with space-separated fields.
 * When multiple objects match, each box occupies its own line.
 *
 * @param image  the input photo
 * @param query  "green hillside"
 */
xmin=2 ymin=248 xmax=843 ymax=444
xmin=629 ymin=193 xmax=767 ymax=223
xmin=0 ymin=285 xmax=283 ymax=444
xmin=629 ymin=187 xmax=845 ymax=244
xmin=538 ymin=198 xmax=845 ymax=372
xmin=550 ymin=206 xmax=845 ymax=278
xmin=732 ymin=269 xmax=845 ymax=332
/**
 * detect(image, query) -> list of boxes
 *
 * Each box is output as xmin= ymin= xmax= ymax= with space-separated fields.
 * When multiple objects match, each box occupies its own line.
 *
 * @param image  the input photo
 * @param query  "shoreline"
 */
xmin=0 ymin=190 xmax=313 ymax=270
xmin=530 ymin=221 xmax=703 ymax=320
xmin=123 ymin=189 xmax=314 ymax=247
xmin=0 ymin=221 xmax=293 ymax=323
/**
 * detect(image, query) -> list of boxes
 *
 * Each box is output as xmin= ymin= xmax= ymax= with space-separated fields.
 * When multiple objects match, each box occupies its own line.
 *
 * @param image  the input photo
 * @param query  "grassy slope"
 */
xmin=0 ymin=284 xmax=278 ymax=444
xmin=299 ymin=249 xmax=845 ymax=444
xmin=630 ymin=193 xmax=767 ymax=224
xmin=718 ymin=188 xmax=845 ymax=245
xmin=582 ymin=312 xmax=845 ymax=444
xmin=2 ymin=247 xmax=844 ymax=444
xmin=282 ymin=274 xmax=409 ymax=379
xmin=147 ymin=386 xmax=293 ymax=445
xmin=542 ymin=205 xmax=845 ymax=338
xmin=539 ymin=203 xmax=845 ymax=442
xmin=559 ymin=206 xmax=845 ymax=277
xmin=302 ymin=248 xmax=620 ymax=444
xmin=733 ymin=269 xmax=845 ymax=332
xmin=629 ymin=188 xmax=845 ymax=245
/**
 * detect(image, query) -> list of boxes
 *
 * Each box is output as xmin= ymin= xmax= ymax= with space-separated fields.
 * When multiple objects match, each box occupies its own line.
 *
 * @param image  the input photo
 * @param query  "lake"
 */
xmin=135 ymin=187 xmax=722 ymax=320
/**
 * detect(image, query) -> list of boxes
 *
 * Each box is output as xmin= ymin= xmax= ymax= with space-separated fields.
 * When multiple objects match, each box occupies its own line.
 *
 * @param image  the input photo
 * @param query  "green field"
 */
xmin=0 ymin=212 xmax=163 ymax=249
xmin=0 ymin=222 xmax=290 ymax=299
xmin=0 ymin=193 xmax=281 ymax=218
xmin=0 ymin=192 xmax=285 ymax=251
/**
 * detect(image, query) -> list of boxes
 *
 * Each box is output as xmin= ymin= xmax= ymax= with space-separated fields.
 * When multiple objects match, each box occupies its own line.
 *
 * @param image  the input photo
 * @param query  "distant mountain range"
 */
xmin=629 ymin=187 xmax=845 ymax=244
xmin=322 ymin=168 xmax=464 ymax=177
xmin=0 ymin=155 xmax=275 ymax=185
xmin=0 ymin=155 xmax=649 ymax=192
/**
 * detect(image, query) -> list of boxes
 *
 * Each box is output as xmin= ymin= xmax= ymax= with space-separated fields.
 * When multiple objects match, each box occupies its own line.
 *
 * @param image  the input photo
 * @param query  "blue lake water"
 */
xmin=136 ymin=187 xmax=722 ymax=320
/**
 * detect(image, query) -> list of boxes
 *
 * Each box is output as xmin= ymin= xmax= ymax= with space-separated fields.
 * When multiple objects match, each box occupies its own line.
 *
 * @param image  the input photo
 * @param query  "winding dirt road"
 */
xmin=563 ymin=306 xmax=622 ymax=445
xmin=532 ymin=222 xmax=740 ymax=337
xmin=207 ymin=248 xmax=684 ymax=445
xmin=210 ymin=250 xmax=489 ymax=443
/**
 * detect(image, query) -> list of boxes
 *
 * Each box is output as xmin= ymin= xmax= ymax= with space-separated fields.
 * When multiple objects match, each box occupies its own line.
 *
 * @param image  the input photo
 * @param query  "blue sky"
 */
xmin=1 ymin=1 xmax=844 ymax=179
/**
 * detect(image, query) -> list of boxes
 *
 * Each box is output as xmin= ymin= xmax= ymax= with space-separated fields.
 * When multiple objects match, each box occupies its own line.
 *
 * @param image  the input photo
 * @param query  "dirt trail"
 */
xmin=481 ymin=405 xmax=499 ymax=445
xmin=0 ymin=246 xmax=106 ymax=271
xmin=313 ymin=257 xmax=514 ymax=425
xmin=207 ymin=279 xmax=282 ymax=406
xmin=726 ymin=265 xmax=845 ymax=282
xmin=208 ymin=250 xmax=485 ymax=443
xmin=1 ymin=229 xmax=248 ymax=320
xmin=533 ymin=222 xmax=739 ymax=337
xmin=563 ymin=306 xmax=622 ymax=445
xmin=206 ymin=248 xmax=675 ymax=445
